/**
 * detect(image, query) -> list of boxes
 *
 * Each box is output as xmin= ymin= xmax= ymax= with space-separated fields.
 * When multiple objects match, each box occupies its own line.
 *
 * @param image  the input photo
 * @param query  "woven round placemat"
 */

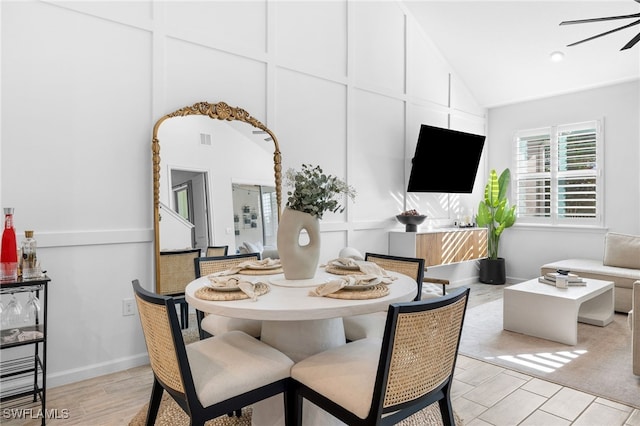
xmin=195 ymin=282 xmax=270 ymax=301
xmin=325 ymin=265 xmax=364 ymax=275
xmin=323 ymin=284 xmax=389 ymax=300
xmin=237 ymin=267 xmax=283 ymax=275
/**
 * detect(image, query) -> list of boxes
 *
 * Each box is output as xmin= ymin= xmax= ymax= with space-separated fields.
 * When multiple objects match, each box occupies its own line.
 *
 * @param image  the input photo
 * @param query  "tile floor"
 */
xmin=453 ymin=354 xmax=640 ymax=425
xmin=448 ymin=281 xmax=639 ymax=426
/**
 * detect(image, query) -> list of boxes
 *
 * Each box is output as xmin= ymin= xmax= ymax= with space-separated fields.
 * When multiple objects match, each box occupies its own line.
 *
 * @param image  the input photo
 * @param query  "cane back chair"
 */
xmin=194 ymin=253 xmax=262 ymax=340
xmin=291 ymin=287 xmax=470 ymax=426
xmin=132 ymin=279 xmax=293 ymax=426
xmin=343 ymin=253 xmax=425 ymax=341
xmin=158 ymin=248 xmax=201 ymax=329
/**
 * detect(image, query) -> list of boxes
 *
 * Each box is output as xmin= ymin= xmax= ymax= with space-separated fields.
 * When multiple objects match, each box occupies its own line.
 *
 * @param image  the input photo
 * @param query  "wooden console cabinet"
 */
xmin=389 ymin=228 xmax=487 ymax=267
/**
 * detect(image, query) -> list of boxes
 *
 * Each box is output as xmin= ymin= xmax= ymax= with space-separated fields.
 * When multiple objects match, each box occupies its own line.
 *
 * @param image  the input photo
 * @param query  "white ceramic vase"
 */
xmin=277 ymin=208 xmax=321 ymax=280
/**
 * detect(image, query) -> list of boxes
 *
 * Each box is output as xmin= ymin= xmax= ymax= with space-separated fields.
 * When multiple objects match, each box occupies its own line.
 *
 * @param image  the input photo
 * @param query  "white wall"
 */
xmin=487 ymin=80 xmax=640 ymax=282
xmin=0 ymin=0 xmax=485 ymax=387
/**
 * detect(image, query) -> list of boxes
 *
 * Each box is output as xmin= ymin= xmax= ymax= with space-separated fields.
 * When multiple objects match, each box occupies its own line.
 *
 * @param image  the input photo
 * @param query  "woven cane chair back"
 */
xmin=382 ymin=290 xmax=468 ymax=409
xmin=291 ymin=287 xmax=469 ymax=425
xmin=365 ymin=253 xmax=425 ymax=300
xmin=133 ymin=279 xmax=292 ymax=425
xmin=206 ymin=246 xmax=229 ymax=257
xmin=195 ymin=253 xmax=260 ymax=277
xmin=158 ymin=249 xmax=201 ymax=295
xmin=133 ymin=280 xmax=185 ymax=394
xmin=194 ymin=253 xmax=263 ymax=341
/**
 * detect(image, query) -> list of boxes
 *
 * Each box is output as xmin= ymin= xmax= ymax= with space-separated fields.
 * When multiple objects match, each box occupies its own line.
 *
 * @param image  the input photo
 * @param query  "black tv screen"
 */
xmin=407 ymin=124 xmax=486 ymax=193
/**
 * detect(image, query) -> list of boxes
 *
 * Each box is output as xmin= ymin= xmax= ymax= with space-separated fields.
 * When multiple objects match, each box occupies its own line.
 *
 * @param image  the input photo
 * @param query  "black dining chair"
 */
xmin=157 ymin=248 xmax=201 ymax=329
xmin=131 ymin=279 xmax=294 ymax=426
xmin=205 ymin=245 xmax=229 ymax=257
xmin=194 ymin=253 xmax=263 ymax=341
xmin=291 ymin=286 xmax=470 ymax=426
xmin=342 ymin=253 xmax=425 ymax=341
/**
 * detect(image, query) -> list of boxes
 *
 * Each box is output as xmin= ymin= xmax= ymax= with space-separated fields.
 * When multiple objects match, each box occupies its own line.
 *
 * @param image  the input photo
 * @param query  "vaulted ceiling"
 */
xmin=403 ymin=0 xmax=640 ymax=108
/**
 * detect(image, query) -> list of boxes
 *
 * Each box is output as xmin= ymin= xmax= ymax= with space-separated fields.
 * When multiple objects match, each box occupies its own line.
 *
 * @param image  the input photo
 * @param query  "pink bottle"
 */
xmin=1 ymin=208 xmax=18 ymax=281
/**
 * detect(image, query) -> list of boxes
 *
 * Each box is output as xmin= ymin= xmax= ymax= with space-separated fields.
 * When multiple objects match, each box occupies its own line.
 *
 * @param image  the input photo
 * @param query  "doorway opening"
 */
xmin=170 ymin=169 xmax=210 ymax=250
xmin=232 ymin=183 xmax=278 ymax=251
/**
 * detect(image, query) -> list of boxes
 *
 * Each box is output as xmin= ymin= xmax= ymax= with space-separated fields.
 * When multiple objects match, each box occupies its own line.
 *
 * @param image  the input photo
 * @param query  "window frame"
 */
xmin=513 ymin=119 xmax=604 ymax=227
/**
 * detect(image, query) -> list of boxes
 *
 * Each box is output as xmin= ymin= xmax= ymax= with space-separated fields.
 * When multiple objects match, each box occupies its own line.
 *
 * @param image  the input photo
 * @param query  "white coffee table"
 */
xmin=503 ymin=277 xmax=614 ymax=345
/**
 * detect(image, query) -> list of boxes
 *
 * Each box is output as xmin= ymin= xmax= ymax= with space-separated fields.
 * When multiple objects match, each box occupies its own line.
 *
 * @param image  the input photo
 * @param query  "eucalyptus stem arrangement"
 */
xmin=284 ymin=164 xmax=356 ymax=219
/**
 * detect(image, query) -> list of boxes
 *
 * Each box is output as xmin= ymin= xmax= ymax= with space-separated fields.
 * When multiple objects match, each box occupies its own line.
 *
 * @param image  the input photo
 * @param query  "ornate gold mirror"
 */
xmin=152 ymin=101 xmax=282 ymax=289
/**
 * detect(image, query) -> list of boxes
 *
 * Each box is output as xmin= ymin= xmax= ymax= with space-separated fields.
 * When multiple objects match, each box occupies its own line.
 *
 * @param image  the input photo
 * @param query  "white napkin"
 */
xmin=242 ymin=258 xmax=280 ymax=269
xmin=210 ymin=258 xmax=281 ymax=277
xmin=326 ymin=257 xmax=359 ymax=268
xmin=308 ymin=274 xmax=381 ymax=297
xmin=357 ymin=262 xmax=395 ymax=282
xmin=325 ymin=258 xmax=397 ymax=284
xmin=206 ymin=276 xmax=258 ymax=301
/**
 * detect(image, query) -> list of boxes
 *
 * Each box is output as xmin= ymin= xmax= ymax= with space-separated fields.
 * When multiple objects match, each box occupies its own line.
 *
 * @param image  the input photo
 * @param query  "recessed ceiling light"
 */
xmin=550 ymin=51 xmax=565 ymax=62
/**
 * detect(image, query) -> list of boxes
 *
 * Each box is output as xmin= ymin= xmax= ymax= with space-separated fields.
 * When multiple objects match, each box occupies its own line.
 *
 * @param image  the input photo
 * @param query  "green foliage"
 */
xmin=476 ymin=168 xmax=517 ymax=259
xmin=284 ymin=164 xmax=356 ymax=220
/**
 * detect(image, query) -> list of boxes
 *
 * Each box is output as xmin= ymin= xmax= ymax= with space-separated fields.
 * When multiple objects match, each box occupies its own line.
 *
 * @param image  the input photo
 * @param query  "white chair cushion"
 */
xmin=187 ymin=330 xmax=293 ymax=407
xmin=201 ymin=314 xmax=262 ymax=338
xmin=291 ymin=338 xmax=381 ymax=419
xmin=422 ymin=283 xmax=443 ymax=298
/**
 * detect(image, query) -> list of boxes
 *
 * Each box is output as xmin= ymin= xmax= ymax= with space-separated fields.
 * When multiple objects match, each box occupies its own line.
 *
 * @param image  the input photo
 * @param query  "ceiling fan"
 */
xmin=560 ymin=0 xmax=640 ymax=50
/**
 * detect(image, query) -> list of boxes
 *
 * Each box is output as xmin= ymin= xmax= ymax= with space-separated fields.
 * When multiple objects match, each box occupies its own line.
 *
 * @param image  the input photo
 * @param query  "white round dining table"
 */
xmin=185 ymin=268 xmax=417 ymax=426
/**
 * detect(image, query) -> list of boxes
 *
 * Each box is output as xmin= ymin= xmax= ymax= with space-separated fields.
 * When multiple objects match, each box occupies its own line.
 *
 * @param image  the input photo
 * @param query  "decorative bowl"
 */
xmin=395 ymin=214 xmax=427 ymax=232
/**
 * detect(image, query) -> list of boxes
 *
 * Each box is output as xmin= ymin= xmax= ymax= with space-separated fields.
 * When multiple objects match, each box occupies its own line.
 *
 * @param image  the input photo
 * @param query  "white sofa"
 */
xmin=631 ymin=281 xmax=640 ymax=375
xmin=237 ymin=241 xmax=279 ymax=259
xmin=540 ymin=232 xmax=640 ymax=313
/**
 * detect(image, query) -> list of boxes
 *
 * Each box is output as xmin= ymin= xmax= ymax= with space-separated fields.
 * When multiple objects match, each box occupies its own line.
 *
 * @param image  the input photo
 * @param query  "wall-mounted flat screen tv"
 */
xmin=407 ymin=124 xmax=486 ymax=193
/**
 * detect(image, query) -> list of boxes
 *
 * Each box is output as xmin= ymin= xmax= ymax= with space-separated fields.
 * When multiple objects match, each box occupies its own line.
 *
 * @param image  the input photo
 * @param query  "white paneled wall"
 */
xmin=351 ymin=90 xmax=406 ymax=222
xmin=274 ymin=1 xmax=348 ymax=78
xmin=352 ymin=1 xmax=406 ymax=94
xmin=1 ymin=0 xmax=485 ymax=387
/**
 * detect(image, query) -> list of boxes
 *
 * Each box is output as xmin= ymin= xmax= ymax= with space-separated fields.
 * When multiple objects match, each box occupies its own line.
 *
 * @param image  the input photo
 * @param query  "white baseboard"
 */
xmin=47 ymin=353 xmax=150 ymax=389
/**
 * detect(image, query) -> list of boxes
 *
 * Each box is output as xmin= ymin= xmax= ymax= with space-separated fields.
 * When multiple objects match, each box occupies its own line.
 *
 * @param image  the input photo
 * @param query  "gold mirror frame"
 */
xmin=152 ymin=101 xmax=282 ymax=290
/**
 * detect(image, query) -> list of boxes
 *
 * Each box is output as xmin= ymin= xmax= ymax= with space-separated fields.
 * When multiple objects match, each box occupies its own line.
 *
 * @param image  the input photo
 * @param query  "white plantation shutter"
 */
xmin=556 ymin=123 xmax=599 ymax=221
xmin=515 ymin=129 xmax=551 ymax=220
xmin=514 ymin=120 xmax=602 ymax=226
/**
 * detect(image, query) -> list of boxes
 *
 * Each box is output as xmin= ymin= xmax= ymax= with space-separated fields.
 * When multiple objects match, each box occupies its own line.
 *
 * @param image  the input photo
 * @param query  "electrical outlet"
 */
xmin=122 ymin=298 xmax=136 ymax=316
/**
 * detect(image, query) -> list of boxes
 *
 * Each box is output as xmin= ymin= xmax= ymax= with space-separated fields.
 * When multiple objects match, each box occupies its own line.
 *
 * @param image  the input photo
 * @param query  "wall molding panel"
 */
xmin=2 ymin=0 xmax=487 ymax=389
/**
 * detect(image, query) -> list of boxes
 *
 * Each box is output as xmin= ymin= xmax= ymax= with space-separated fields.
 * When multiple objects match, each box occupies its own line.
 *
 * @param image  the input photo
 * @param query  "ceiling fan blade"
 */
xmin=561 ymin=13 xmax=640 ymax=25
xmin=622 ymin=31 xmax=640 ymax=50
xmin=567 ymin=18 xmax=640 ymax=47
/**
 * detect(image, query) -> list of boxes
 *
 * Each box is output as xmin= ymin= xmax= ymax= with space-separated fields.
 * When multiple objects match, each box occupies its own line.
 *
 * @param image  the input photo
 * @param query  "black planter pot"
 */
xmin=479 ymin=257 xmax=506 ymax=284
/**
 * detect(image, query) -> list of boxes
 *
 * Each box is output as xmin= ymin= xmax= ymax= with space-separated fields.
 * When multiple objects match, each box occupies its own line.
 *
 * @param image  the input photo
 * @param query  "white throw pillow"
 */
xmin=243 ymin=241 xmax=264 ymax=255
xmin=603 ymin=232 xmax=640 ymax=269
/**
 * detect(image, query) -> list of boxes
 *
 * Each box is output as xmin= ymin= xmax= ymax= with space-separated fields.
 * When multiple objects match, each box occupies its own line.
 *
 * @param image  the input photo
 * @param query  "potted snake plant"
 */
xmin=476 ymin=168 xmax=516 ymax=284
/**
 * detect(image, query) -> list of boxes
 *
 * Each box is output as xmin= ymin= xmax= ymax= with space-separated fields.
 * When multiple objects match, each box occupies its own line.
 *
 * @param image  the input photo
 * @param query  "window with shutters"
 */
xmin=514 ymin=120 xmax=603 ymax=226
